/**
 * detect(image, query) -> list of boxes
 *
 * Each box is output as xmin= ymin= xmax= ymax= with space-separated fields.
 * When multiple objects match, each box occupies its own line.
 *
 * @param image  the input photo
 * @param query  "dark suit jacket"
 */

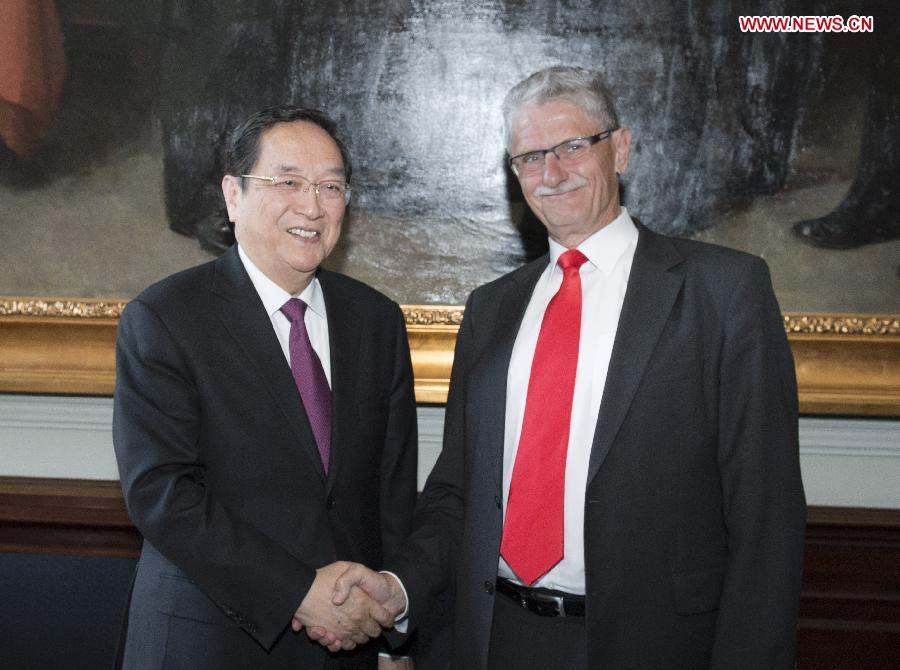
xmin=389 ymin=222 xmax=806 ymax=669
xmin=113 ymin=245 xmax=417 ymax=669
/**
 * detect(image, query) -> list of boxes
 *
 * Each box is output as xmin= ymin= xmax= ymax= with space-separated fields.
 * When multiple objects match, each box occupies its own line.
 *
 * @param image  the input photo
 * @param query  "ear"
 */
xmin=221 ymin=175 xmax=242 ymax=223
xmin=612 ymin=127 xmax=632 ymax=175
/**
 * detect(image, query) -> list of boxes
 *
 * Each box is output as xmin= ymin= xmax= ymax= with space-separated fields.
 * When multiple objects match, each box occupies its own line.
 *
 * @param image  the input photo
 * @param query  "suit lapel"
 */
xmin=480 ymin=257 xmax=547 ymax=491
xmin=211 ymin=247 xmax=327 ymax=482
xmin=587 ymin=224 xmax=685 ymax=484
xmin=317 ymin=271 xmax=361 ymax=493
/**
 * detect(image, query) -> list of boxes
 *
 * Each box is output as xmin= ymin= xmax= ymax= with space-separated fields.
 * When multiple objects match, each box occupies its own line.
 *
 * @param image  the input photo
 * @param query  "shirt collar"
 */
xmin=237 ymin=245 xmax=326 ymax=319
xmin=547 ymin=207 xmax=638 ymax=276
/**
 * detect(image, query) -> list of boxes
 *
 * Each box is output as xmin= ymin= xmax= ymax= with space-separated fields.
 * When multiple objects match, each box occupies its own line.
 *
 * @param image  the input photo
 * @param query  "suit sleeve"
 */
xmin=386 ymin=293 xmax=475 ymax=635
xmin=378 ymin=304 xmax=419 ymax=559
xmin=710 ymin=259 xmax=806 ymax=669
xmin=113 ymin=298 xmax=315 ymax=650
xmin=374 ymin=304 xmax=419 ymax=657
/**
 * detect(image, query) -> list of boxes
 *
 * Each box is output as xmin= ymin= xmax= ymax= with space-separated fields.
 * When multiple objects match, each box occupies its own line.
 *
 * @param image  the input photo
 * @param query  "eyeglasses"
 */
xmin=507 ymin=129 xmax=618 ymax=176
xmin=240 ymin=173 xmax=351 ymax=205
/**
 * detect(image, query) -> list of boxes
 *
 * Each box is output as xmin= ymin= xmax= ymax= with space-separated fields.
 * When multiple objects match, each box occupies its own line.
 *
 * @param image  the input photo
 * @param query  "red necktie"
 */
xmin=281 ymin=298 xmax=332 ymax=472
xmin=501 ymin=248 xmax=588 ymax=585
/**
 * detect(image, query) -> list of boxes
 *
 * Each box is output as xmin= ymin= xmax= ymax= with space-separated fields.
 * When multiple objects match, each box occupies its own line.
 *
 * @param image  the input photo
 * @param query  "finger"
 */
xmin=291 ymin=618 xmax=303 ymax=633
xmin=368 ymin=601 xmax=395 ymax=629
xmin=305 ymin=625 xmax=325 ymax=641
xmin=342 ymin=589 xmax=393 ymax=631
xmin=359 ymin=616 xmax=382 ymax=639
xmin=327 ymin=640 xmax=343 ymax=653
xmin=305 ymin=625 xmax=336 ymax=646
xmin=332 ymin=565 xmax=362 ymax=605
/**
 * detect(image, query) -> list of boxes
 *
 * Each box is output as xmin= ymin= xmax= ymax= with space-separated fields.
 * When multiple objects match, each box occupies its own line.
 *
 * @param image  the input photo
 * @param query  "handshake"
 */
xmin=291 ymin=561 xmax=407 ymax=652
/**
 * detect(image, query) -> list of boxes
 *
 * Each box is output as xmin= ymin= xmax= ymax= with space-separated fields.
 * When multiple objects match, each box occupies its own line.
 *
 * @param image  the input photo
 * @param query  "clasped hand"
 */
xmin=294 ymin=561 xmax=407 ymax=652
xmin=293 ymin=561 xmax=405 ymax=652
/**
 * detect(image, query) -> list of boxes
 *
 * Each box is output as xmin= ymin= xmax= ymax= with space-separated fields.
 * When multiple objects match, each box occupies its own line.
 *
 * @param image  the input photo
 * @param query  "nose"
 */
xmin=541 ymin=152 xmax=568 ymax=187
xmin=292 ymin=184 xmax=324 ymax=220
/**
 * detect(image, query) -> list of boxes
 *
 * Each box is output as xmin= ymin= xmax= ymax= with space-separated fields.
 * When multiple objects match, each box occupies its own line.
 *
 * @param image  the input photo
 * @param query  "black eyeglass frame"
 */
xmin=507 ymin=128 xmax=619 ymax=175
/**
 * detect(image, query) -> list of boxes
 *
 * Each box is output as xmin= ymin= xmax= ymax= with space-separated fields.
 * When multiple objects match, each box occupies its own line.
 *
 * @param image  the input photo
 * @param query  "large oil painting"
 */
xmin=1 ymin=0 xmax=898 ymax=313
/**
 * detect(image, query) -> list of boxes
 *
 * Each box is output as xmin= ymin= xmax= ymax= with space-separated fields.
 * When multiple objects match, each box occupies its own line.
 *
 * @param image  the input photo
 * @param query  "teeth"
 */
xmin=288 ymin=228 xmax=319 ymax=238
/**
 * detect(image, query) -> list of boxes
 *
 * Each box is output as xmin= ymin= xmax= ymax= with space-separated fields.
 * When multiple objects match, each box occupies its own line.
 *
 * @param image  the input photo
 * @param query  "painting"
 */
xmin=1 ymin=1 xmax=898 ymax=415
xmin=0 ymin=0 xmax=897 ymax=312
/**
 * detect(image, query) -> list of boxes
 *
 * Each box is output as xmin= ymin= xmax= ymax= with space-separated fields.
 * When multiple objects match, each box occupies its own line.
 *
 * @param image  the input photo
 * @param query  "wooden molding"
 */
xmin=0 ymin=477 xmax=139 ymax=557
xmin=1 ymin=297 xmax=898 ymax=415
xmin=0 ymin=315 xmax=118 ymax=395
xmin=791 ymin=334 xmax=900 ymax=416
xmin=1 ymin=476 xmax=898 ymax=555
xmin=798 ymin=506 xmax=900 ymax=667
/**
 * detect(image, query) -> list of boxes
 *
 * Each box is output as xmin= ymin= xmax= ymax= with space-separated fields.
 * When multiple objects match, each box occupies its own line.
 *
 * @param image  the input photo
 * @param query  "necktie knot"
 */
xmin=558 ymin=248 xmax=588 ymax=272
xmin=281 ymin=298 xmax=308 ymax=323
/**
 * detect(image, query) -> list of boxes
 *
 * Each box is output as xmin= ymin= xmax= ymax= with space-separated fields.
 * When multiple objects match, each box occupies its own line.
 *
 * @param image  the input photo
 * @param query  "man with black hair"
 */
xmin=114 ymin=106 xmax=417 ymax=669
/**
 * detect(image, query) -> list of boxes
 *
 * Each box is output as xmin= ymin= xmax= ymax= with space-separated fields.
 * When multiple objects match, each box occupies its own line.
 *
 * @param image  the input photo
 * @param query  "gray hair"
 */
xmin=502 ymin=66 xmax=620 ymax=149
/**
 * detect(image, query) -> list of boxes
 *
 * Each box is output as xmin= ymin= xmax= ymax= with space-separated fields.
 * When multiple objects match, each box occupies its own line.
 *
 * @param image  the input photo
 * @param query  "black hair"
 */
xmin=224 ymin=105 xmax=352 ymax=187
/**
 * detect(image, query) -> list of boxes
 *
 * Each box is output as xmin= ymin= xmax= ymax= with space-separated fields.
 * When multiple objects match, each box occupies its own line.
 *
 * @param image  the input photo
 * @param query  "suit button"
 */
xmin=494 ymin=495 xmax=502 ymax=509
xmin=326 ymin=496 xmax=335 ymax=509
xmin=484 ymin=581 xmax=494 ymax=594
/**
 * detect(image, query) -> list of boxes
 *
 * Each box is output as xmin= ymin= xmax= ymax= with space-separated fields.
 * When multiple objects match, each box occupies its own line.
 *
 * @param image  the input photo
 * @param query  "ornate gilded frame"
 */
xmin=1 ymin=297 xmax=898 ymax=415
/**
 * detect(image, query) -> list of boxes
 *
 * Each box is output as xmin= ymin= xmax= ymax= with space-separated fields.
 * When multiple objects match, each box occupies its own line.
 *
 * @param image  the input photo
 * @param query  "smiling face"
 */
xmin=222 ymin=120 xmax=346 ymax=294
xmin=509 ymin=98 xmax=631 ymax=248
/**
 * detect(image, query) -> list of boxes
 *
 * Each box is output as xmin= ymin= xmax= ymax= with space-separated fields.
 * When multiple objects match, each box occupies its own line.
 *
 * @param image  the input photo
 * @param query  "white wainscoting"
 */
xmin=1 ymin=395 xmax=898 ymax=508
xmin=0 ymin=395 xmax=119 ymax=479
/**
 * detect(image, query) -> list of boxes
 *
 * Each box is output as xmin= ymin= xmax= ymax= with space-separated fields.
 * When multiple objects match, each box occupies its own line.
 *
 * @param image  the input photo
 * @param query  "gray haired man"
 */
xmin=318 ymin=66 xmax=806 ymax=670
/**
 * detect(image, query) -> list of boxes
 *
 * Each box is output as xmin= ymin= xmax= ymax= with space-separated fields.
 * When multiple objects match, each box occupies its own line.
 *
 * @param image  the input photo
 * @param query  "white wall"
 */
xmin=1 ymin=394 xmax=898 ymax=508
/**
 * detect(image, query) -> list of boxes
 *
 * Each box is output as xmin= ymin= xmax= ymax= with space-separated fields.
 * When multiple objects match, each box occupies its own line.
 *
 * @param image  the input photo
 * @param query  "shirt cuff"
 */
xmin=379 ymin=570 xmax=409 ymax=624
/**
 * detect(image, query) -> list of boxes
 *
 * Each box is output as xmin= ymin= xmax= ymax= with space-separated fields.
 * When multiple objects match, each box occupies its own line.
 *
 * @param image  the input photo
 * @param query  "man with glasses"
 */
xmin=323 ymin=66 xmax=806 ymax=669
xmin=113 ymin=106 xmax=417 ymax=669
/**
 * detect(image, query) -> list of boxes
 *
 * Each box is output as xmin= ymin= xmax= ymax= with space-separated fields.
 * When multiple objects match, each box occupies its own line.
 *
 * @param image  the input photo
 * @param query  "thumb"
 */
xmin=331 ymin=565 xmax=359 ymax=605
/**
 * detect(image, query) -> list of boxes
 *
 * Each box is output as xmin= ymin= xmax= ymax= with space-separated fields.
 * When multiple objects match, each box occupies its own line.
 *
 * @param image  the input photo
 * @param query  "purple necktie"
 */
xmin=281 ymin=298 xmax=331 ymax=472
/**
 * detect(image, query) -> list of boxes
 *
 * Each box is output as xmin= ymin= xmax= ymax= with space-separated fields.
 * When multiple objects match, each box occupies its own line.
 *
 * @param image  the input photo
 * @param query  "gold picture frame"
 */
xmin=1 ymin=297 xmax=898 ymax=415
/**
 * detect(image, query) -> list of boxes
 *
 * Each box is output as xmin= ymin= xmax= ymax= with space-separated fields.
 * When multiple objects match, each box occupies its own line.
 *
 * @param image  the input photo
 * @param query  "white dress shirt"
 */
xmin=498 ymin=207 xmax=638 ymax=593
xmin=238 ymin=245 xmax=331 ymax=386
